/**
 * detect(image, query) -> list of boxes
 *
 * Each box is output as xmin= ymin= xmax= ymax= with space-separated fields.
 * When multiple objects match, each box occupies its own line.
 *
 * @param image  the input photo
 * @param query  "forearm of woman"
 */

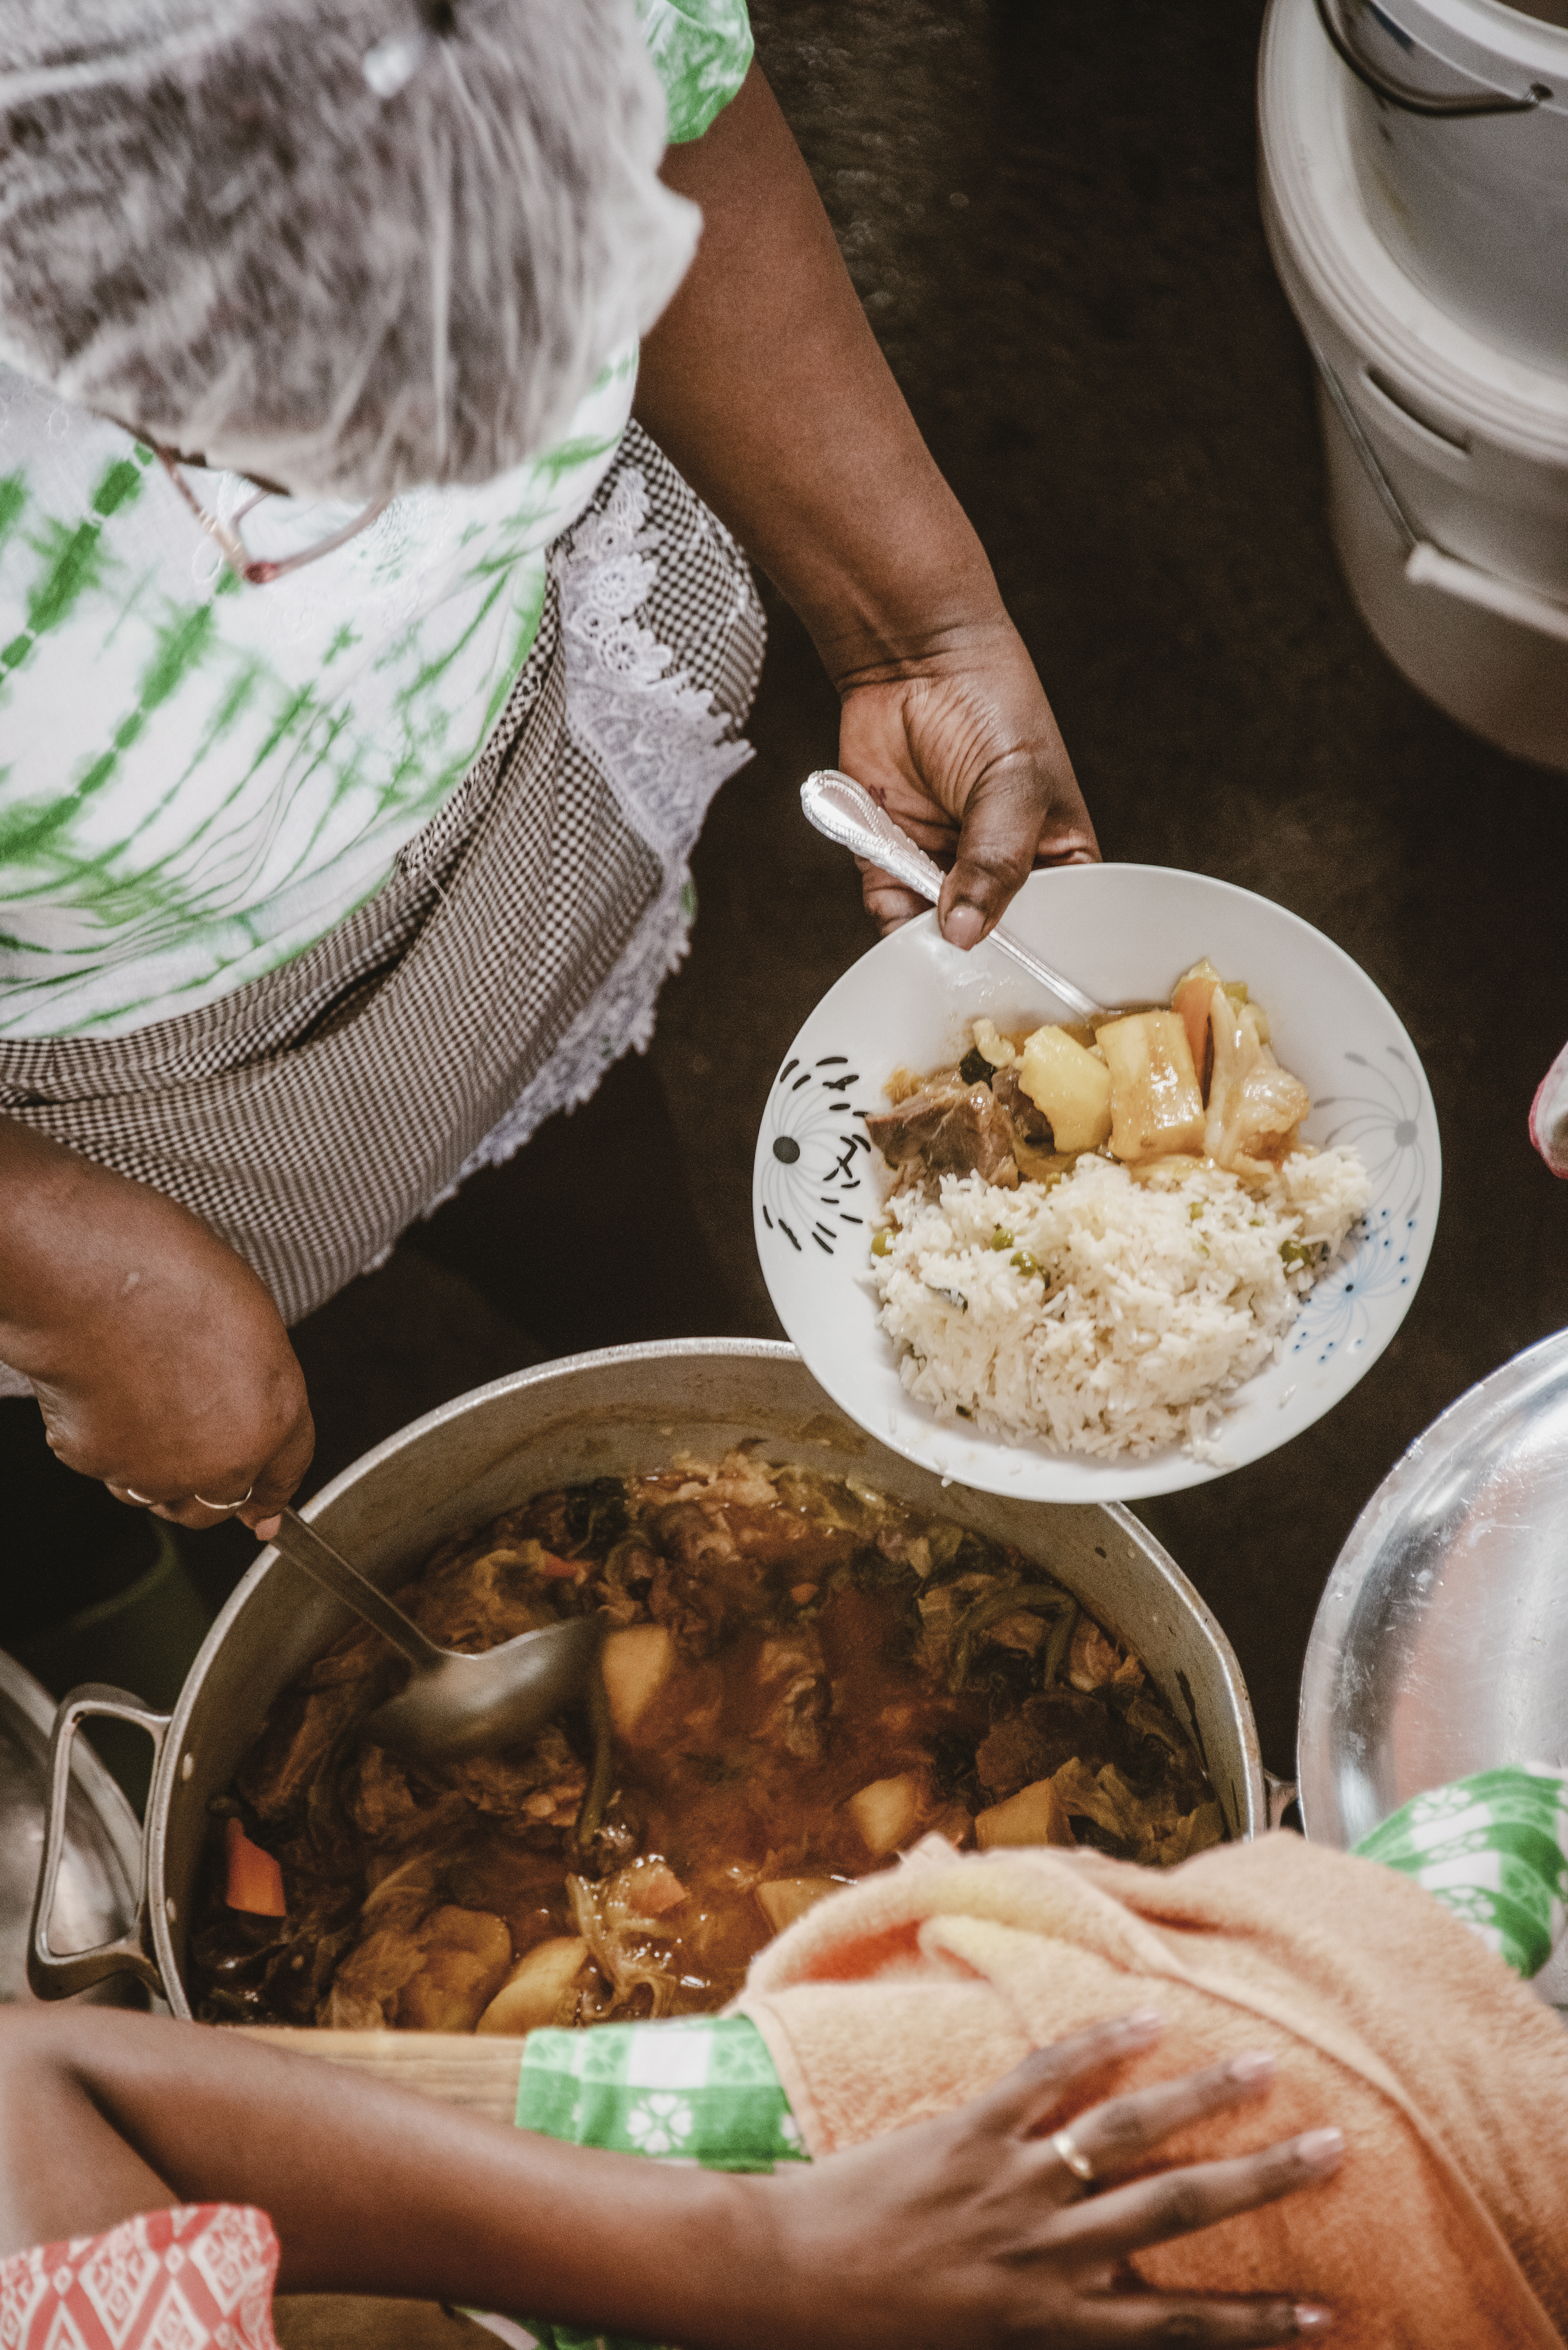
xmin=0 ymin=1118 xmax=311 ymax=1533
xmin=0 ymin=1120 xmax=182 ymax=1384
xmin=0 ymin=2012 xmax=756 ymax=2340
xmin=635 ymin=66 xmax=1095 ymax=942
xmin=0 ymin=2008 xmax=1336 ymax=2350
xmin=634 ymin=63 xmax=993 ymax=681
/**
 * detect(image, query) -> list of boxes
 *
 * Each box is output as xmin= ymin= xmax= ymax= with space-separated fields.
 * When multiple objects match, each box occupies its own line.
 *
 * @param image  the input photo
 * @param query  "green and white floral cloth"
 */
xmin=1353 ymin=1763 xmax=1568 ymax=1982
xmin=517 ymin=2013 xmax=806 ymax=2176
xmin=512 ymin=2017 xmax=805 ymax=2350
xmin=0 ymin=0 xmax=752 ymax=1043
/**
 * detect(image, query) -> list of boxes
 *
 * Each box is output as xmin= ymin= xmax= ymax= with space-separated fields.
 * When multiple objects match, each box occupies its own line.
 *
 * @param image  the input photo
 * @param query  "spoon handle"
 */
xmin=799 ymin=770 xmax=1099 ymax=1021
xmin=801 ymin=766 xmax=948 ymax=901
xmin=273 ymin=1508 xmax=444 ymax=1671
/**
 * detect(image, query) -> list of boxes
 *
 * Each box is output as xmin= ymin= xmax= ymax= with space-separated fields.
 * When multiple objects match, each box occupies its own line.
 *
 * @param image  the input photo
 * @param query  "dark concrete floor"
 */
xmin=8 ymin=0 xmax=1567 ymax=1786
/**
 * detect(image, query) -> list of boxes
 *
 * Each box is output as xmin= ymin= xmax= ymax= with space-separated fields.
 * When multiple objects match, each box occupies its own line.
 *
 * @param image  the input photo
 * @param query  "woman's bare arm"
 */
xmin=0 ymin=2006 xmax=1338 ymax=2349
xmin=0 ymin=1119 xmax=311 ymax=1536
xmin=635 ymin=64 xmax=1097 ymax=946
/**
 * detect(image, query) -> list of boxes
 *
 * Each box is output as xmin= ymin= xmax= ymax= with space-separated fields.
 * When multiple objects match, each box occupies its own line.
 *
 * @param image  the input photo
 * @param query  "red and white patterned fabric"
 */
xmin=0 ymin=2206 xmax=279 ymax=2350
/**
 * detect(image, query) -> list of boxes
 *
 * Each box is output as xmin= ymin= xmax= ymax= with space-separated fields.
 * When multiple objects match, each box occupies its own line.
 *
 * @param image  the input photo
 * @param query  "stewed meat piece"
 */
xmin=754 ymin=1630 xmax=831 ymax=1763
xmin=991 ymin=1065 xmax=1054 ymax=1149
xmin=863 ymin=1081 xmax=1019 ymax=1188
xmin=975 ymin=1688 xmax=1125 ymax=1800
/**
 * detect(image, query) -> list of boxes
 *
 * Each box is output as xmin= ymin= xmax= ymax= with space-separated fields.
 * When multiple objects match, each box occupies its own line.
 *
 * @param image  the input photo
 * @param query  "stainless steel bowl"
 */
xmin=1297 ymin=1327 xmax=1568 ymax=1851
xmin=31 ymin=1342 xmax=1266 ymax=2013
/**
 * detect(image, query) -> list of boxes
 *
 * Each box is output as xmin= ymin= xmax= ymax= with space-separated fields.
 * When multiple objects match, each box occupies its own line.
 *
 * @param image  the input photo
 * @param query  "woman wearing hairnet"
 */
xmin=0 ymin=0 xmax=1096 ymax=1537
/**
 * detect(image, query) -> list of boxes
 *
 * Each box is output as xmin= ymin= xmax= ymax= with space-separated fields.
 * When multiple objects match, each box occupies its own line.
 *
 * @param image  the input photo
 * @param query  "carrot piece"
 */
xmin=626 ymin=1860 xmax=688 ymax=1919
xmin=225 ymin=1816 xmax=287 ymax=1916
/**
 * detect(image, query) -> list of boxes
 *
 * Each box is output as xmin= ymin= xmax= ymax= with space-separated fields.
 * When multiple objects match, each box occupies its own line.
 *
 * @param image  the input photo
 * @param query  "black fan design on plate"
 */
xmin=758 ymin=1054 xmax=875 ymax=1257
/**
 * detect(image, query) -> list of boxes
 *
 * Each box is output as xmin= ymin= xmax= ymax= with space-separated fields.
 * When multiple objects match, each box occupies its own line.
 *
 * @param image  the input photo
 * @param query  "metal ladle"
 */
xmin=271 ymin=1508 xmax=604 ymax=1766
xmin=800 ymin=768 xmax=1102 ymax=1019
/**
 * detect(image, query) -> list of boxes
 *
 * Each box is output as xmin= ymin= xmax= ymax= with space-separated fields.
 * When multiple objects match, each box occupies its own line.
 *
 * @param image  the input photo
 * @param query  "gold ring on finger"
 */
xmin=193 ymin=1484 xmax=255 ymax=1512
xmin=1049 ymin=2126 xmax=1097 ymax=2186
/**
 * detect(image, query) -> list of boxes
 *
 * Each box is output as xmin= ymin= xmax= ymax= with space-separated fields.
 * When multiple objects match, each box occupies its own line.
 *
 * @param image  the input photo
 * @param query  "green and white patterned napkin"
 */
xmin=511 ymin=2015 xmax=806 ymax=2350
xmin=1354 ymin=1763 xmax=1568 ymax=1980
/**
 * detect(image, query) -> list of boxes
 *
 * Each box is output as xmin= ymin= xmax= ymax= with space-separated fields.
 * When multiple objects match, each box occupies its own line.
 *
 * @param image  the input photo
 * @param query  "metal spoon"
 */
xmin=800 ymin=769 xmax=1101 ymax=1020
xmin=271 ymin=1508 xmax=604 ymax=1766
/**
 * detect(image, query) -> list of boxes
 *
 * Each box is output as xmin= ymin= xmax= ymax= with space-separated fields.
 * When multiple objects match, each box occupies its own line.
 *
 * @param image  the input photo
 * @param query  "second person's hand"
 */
xmin=0 ymin=2006 xmax=1339 ymax=2350
xmin=741 ymin=2012 xmax=1341 ymax=2350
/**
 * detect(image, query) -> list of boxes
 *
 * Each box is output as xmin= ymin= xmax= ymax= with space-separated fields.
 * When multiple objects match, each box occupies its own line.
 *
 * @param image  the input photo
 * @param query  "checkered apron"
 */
xmin=0 ymin=427 xmax=764 ymax=1344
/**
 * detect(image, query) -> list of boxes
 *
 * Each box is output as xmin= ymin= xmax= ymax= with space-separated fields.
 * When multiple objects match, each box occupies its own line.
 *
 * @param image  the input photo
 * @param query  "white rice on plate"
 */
xmin=870 ymin=1149 xmax=1371 ymax=1460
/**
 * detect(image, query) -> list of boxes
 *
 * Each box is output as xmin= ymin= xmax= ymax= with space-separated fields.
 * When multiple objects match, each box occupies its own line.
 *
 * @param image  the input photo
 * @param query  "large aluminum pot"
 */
xmin=29 ymin=1342 xmax=1266 ymax=2015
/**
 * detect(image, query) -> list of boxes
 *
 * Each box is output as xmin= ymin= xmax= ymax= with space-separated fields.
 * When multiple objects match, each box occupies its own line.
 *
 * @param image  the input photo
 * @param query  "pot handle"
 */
xmin=1307 ymin=333 xmax=1568 ymax=645
xmin=1311 ymin=0 xmax=1551 ymax=118
xmin=1263 ymin=1770 xmax=1300 ymax=1832
xmin=28 ymin=1684 xmax=170 ymax=2003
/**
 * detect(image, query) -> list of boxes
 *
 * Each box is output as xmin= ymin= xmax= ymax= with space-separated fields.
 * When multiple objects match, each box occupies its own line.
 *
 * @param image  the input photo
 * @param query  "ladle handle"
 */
xmin=273 ymin=1510 xmax=444 ymax=1671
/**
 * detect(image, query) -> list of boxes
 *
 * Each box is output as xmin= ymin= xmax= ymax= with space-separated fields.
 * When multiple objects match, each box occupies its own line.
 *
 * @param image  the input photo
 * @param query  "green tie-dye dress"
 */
xmin=0 ymin=0 xmax=752 ymax=1045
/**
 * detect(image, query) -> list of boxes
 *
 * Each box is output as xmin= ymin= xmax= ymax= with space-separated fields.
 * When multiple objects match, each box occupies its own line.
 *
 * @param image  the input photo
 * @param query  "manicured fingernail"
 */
xmin=1294 ymin=2128 xmax=1344 ymax=2169
xmin=1118 ymin=2008 xmax=1163 ymax=2037
xmin=1228 ymin=2049 xmax=1276 ymax=2084
xmin=943 ymin=904 xmax=985 ymax=950
xmin=1293 ymin=2308 xmax=1334 ymax=2336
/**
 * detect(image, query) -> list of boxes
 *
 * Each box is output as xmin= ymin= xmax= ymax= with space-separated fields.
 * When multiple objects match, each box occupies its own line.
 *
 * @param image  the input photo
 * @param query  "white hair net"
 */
xmin=0 ymin=0 xmax=701 ymax=496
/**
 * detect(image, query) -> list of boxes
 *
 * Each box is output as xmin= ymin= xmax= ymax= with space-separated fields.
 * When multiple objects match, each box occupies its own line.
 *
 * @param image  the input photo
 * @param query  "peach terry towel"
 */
xmin=734 ymin=1833 xmax=1568 ymax=2346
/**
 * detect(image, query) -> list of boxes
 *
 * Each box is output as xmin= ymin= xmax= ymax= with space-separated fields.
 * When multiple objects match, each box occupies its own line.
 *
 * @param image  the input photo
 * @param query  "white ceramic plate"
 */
xmin=753 ymin=863 xmax=1440 ymax=1503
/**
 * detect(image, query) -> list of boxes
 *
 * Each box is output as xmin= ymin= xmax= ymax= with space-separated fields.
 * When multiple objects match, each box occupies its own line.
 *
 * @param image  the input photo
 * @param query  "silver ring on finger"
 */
xmin=1049 ymin=2126 xmax=1097 ymax=2187
xmin=124 ymin=1488 xmax=156 ymax=1506
xmin=193 ymin=1483 xmax=255 ymax=1512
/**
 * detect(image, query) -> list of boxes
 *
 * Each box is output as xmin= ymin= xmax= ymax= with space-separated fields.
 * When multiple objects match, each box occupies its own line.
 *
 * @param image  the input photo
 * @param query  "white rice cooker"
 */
xmin=1316 ymin=0 xmax=1568 ymax=375
xmin=1261 ymin=0 xmax=1568 ymax=766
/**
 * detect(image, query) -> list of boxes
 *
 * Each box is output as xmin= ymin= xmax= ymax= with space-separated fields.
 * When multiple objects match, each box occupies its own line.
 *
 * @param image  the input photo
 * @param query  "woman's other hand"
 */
xmin=636 ymin=64 xmax=1099 ymax=950
xmin=0 ymin=1121 xmax=312 ymax=1539
xmin=748 ymin=2012 xmax=1341 ymax=2349
xmin=838 ymin=614 xmax=1097 ymax=944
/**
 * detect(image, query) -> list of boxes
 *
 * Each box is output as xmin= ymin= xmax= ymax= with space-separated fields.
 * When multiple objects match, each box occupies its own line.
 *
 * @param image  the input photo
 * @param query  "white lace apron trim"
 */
xmin=412 ymin=464 xmax=755 ymax=1219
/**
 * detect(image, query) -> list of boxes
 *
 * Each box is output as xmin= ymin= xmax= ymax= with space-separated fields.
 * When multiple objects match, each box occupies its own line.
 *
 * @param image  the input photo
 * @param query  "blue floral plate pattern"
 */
xmin=751 ymin=863 xmax=1440 ymax=1503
